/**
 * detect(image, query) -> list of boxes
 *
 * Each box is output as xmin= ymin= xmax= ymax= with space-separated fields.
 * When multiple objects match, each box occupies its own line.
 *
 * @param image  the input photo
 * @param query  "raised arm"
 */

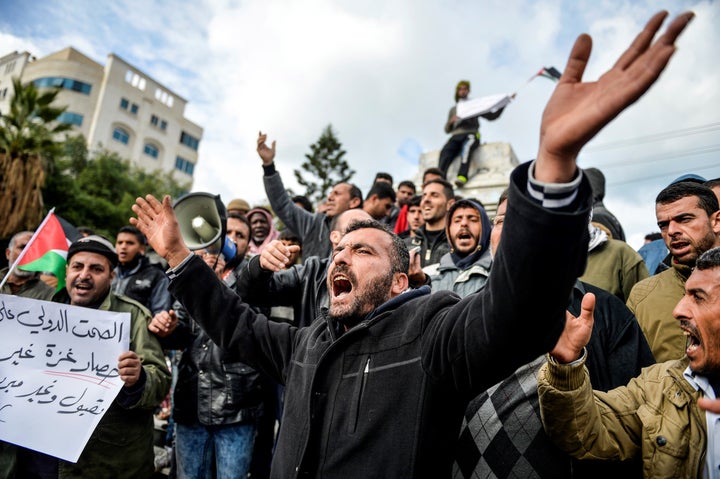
xmin=257 ymin=131 xmax=276 ymax=166
xmin=258 ymin=131 xmax=318 ymax=242
xmin=535 ymin=10 xmax=694 ymax=183
xmin=131 ymin=195 xmax=190 ymax=268
xmin=422 ymin=10 xmax=695 ymax=398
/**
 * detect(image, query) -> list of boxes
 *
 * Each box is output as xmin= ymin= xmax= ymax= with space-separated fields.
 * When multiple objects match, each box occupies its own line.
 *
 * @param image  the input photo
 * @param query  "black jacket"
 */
xmin=168 ymin=162 xmax=592 ymax=478
xmin=112 ymin=255 xmax=172 ymax=315
xmin=236 ymin=254 xmax=329 ymax=328
xmin=161 ymin=260 xmax=263 ymax=426
xmin=404 ymin=227 xmax=451 ymax=268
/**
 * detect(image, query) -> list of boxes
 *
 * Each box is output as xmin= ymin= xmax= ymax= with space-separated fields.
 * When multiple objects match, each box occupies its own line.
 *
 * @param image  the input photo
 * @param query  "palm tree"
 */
xmin=0 ymin=77 xmax=72 ymax=237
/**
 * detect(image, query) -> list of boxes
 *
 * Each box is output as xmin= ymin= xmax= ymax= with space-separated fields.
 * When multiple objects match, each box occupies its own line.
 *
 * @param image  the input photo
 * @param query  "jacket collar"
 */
xmin=323 ymin=285 xmax=432 ymax=338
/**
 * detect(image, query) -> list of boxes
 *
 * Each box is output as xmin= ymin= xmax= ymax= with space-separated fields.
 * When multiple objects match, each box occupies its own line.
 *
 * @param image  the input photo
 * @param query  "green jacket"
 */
xmin=627 ymin=263 xmax=690 ymax=362
xmin=54 ymin=291 xmax=171 ymax=478
xmin=580 ymin=238 xmax=648 ymax=303
xmin=0 ymin=267 xmax=54 ymax=300
xmin=538 ymin=356 xmax=706 ymax=479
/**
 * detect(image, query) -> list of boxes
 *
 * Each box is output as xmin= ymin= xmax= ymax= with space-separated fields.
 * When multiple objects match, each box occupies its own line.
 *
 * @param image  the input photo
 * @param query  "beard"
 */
xmin=673 ymin=229 xmax=717 ymax=266
xmin=329 ymin=267 xmax=394 ymax=327
xmin=452 ymin=228 xmax=479 ymax=255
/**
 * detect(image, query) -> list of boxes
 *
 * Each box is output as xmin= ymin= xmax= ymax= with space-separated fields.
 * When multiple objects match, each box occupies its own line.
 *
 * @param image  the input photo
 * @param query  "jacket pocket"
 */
xmin=348 ymin=355 xmax=371 ymax=434
xmin=637 ymin=404 xmax=690 ymax=477
xmin=224 ymin=361 xmax=262 ymax=410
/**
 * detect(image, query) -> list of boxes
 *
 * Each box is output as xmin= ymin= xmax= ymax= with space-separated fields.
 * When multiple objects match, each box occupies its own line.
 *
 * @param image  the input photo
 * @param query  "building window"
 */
xmin=0 ymin=87 xmax=7 ymax=100
xmin=154 ymin=88 xmax=174 ymax=107
xmin=180 ymin=131 xmax=200 ymax=151
xmin=32 ymin=77 xmax=91 ymax=95
xmin=4 ymin=61 xmax=16 ymax=74
xmin=57 ymin=111 xmax=83 ymax=126
xmin=144 ymin=143 xmax=159 ymax=159
xmin=150 ymin=115 xmax=168 ymax=131
xmin=112 ymin=127 xmax=130 ymax=145
xmin=124 ymin=70 xmax=146 ymax=91
xmin=120 ymin=98 xmax=139 ymax=115
xmin=175 ymin=156 xmax=195 ymax=176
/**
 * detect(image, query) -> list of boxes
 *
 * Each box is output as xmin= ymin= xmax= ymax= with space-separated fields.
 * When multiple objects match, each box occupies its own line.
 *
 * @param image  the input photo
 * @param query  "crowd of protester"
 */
xmin=4 ymin=9 xmax=720 ymax=479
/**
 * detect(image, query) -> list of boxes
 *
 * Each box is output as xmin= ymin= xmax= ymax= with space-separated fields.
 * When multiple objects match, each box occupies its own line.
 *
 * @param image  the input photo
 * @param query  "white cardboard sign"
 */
xmin=455 ymin=93 xmax=512 ymax=120
xmin=0 ymin=294 xmax=130 ymax=463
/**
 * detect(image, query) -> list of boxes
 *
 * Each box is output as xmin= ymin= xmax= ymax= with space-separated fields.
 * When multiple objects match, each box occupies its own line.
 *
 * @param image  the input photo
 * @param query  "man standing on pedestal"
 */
xmin=438 ymin=80 xmax=507 ymax=188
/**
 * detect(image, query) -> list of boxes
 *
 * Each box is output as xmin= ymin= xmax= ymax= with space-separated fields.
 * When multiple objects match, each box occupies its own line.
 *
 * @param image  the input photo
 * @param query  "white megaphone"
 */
xmin=173 ymin=192 xmax=237 ymax=259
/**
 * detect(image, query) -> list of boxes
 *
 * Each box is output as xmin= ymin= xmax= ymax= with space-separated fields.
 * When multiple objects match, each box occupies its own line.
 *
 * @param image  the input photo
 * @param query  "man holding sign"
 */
xmin=11 ymin=236 xmax=170 ymax=478
xmin=438 ymin=80 xmax=509 ymax=188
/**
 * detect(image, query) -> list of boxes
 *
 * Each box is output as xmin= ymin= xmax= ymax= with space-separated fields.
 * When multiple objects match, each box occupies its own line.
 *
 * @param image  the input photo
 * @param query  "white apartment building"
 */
xmin=0 ymin=47 xmax=202 ymax=186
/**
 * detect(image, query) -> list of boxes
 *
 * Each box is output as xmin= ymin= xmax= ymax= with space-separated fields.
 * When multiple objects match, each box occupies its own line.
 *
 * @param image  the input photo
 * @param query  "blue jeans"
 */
xmin=175 ymin=422 xmax=255 ymax=479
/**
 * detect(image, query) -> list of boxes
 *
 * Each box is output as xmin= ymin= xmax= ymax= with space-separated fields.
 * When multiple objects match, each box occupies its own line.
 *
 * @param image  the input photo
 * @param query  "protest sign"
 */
xmin=456 ymin=93 xmax=512 ymax=120
xmin=0 ymin=294 xmax=129 ymax=462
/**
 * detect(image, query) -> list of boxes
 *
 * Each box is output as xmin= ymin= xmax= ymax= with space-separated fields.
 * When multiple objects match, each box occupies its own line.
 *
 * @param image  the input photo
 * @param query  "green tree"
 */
xmin=43 ymin=138 xmax=190 ymax=238
xmin=0 ymin=78 xmax=72 ymax=237
xmin=293 ymin=125 xmax=355 ymax=205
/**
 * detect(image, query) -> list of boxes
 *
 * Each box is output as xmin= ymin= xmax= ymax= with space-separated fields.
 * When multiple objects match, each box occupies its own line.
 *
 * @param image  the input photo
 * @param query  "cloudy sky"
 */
xmin=2 ymin=0 xmax=718 ymax=248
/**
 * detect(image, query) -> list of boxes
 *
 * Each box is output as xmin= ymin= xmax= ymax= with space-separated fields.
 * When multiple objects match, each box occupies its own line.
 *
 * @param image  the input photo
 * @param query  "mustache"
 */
xmin=680 ymin=320 xmax=700 ymax=337
xmin=332 ymin=264 xmax=357 ymax=283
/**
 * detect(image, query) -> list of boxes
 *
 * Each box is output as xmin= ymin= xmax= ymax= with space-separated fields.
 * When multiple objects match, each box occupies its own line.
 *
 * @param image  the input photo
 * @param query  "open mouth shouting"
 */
xmin=331 ymin=271 xmax=354 ymax=300
xmin=456 ymin=229 xmax=474 ymax=242
xmin=680 ymin=320 xmax=702 ymax=357
xmin=73 ymin=280 xmax=94 ymax=292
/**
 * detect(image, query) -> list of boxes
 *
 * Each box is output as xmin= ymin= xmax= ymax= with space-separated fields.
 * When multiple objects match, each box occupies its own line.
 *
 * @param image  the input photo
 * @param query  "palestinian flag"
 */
xmin=537 ymin=66 xmax=562 ymax=82
xmin=15 ymin=209 xmax=79 ymax=291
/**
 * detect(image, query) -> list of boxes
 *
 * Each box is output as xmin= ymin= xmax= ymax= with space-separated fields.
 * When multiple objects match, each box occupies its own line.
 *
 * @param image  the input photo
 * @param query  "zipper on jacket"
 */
xmin=349 ymin=356 xmax=370 ymax=434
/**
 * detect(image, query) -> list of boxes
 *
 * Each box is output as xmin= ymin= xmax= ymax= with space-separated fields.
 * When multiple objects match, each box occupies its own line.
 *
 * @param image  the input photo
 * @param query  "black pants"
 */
xmin=439 ymin=133 xmax=479 ymax=178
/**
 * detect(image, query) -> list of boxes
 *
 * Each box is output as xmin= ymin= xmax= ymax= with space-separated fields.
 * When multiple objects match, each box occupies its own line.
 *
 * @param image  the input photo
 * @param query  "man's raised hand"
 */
xmin=257 ymin=131 xmax=276 ymax=166
xmin=550 ymin=292 xmax=595 ymax=364
xmin=535 ymin=11 xmax=694 ymax=183
xmin=130 ymin=195 xmax=191 ymax=268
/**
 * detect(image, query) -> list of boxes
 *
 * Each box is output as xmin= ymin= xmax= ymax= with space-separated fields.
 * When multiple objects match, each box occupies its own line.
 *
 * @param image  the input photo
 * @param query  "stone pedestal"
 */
xmin=414 ymin=142 xmax=519 ymax=216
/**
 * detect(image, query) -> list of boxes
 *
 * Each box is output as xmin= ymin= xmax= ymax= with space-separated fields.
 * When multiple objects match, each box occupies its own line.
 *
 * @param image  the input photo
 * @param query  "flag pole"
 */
xmin=512 ymin=70 xmax=542 ymax=97
xmin=0 ymin=208 xmax=56 ymax=291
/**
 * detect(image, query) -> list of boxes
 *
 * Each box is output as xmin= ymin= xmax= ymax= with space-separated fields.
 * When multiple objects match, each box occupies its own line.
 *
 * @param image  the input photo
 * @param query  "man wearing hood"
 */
xmin=430 ymin=199 xmax=493 ymax=297
xmin=579 ymin=220 xmax=648 ymax=302
xmin=247 ymin=207 xmax=279 ymax=256
xmin=584 ymin=167 xmax=626 ymax=241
